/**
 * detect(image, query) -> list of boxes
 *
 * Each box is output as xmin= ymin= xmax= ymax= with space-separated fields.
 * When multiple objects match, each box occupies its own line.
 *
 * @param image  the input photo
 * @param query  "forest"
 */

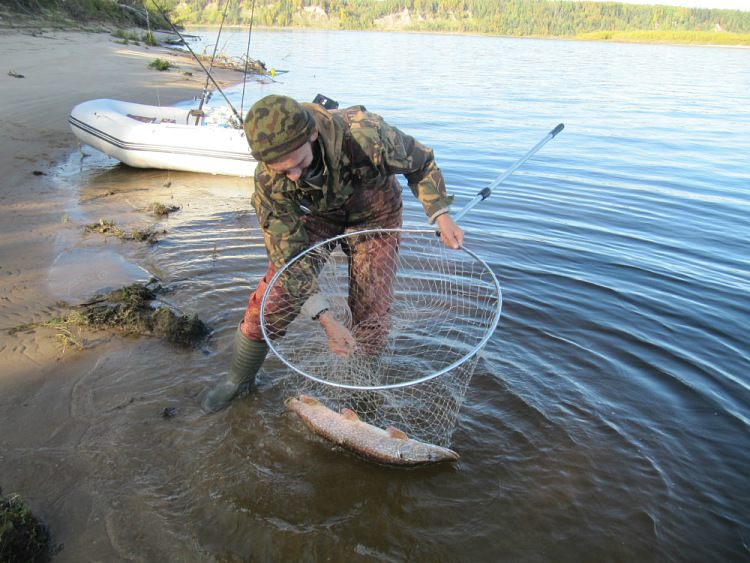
xmin=161 ymin=0 xmax=750 ymax=37
xmin=4 ymin=0 xmax=749 ymax=44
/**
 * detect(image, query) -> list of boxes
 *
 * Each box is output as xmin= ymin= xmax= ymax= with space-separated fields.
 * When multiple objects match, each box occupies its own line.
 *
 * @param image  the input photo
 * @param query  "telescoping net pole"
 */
xmin=261 ymin=228 xmax=502 ymax=447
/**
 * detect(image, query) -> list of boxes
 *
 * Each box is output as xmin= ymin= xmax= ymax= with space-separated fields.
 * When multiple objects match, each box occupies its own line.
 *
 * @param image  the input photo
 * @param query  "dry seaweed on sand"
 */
xmin=43 ymin=316 xmax=86 ymax=353
xmin=0 ymin=488 xmax=54 ymax=563
xmin=3 ymin=284 xmax=209 ymax=349
xmin=148 ymin=202 xmax=181 ymax=217
xmin=73 ymin=282 xmax=209 ymax=348
xmin=83 ymin=218 xmax=165 ymax=244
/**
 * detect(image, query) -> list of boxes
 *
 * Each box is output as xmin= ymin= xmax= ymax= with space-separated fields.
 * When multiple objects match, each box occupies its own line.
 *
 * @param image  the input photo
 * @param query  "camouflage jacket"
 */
xmin=252 ymin=103 xmax=453 ymax=271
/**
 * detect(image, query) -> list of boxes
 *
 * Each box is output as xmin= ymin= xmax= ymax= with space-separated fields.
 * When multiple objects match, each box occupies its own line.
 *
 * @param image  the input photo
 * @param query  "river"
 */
xmin=50 ymin=29 xmax=749 ymax=561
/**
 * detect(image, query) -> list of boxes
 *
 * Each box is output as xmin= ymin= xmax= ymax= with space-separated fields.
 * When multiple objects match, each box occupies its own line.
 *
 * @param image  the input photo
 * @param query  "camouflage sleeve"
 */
xmin=252 ymin=169 xmax=319 ymax=302
xmin=252 ymin=168 xmax=308 ymax=269
xmin=379 ymin=120 xmax=454 ymax=223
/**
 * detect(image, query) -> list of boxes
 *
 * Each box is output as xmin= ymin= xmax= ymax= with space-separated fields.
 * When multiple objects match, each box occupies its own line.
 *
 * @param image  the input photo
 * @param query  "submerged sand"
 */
xmin=0 ymin=27 xmax=249 ymax=558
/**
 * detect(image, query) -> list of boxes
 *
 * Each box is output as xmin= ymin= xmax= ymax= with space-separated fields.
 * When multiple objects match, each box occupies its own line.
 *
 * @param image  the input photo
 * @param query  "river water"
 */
xmin=50 ymin=30 xmax=748 ymax=561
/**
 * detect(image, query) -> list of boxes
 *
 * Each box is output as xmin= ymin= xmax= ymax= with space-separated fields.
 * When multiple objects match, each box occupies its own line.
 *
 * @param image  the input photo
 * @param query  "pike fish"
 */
xmin=285 ymin=395 xmax=460 ymax=466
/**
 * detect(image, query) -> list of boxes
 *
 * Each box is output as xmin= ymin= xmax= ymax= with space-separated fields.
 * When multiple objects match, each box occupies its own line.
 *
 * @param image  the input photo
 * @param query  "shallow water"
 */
xmin=46 ymin=31 xmax=750 ymax=561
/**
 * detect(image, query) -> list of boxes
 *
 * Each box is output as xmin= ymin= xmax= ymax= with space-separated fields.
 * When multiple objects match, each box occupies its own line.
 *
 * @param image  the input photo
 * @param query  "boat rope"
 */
xmin=152 ymin=0 xmax=244 ymax=125
xmin=240 ymin=0 xmax=258 ymax=120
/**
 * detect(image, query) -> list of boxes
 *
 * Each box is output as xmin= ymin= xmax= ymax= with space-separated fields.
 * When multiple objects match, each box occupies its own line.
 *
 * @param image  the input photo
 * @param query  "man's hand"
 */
xmin=319 ymin=312 xmax=356 ymax=356
xmin=436 ymin=213 xmax=464 ymax=249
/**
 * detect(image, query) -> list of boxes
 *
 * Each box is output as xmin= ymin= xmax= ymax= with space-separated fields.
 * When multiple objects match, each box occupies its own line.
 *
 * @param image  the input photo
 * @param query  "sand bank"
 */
xmin=0 ymin=29 xmax=243 ymax=358
xmin=0 ymin=27 xmax=241 ymax=339
xmin=0 ymin=27 xmax=250 ymax=559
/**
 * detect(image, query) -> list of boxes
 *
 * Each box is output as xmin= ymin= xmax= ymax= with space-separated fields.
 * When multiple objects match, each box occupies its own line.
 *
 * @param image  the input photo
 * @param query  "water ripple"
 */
xmin=49 ymin=29 xmax=750 ymax=561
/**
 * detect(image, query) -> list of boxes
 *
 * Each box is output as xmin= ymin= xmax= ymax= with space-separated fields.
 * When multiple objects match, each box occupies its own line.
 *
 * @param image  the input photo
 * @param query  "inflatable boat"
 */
xmin=69 ymin=99 xmax=257 ymax=177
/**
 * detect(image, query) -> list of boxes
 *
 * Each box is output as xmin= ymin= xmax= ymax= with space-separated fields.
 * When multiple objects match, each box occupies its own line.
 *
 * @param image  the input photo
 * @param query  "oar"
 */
xmin=451 ymin=123 xmax=565 ymax=224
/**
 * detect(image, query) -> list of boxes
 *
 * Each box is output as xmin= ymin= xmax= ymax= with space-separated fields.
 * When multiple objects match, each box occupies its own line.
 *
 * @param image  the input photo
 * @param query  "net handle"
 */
xmin=444 ymin=123 xmax=565 ymax=227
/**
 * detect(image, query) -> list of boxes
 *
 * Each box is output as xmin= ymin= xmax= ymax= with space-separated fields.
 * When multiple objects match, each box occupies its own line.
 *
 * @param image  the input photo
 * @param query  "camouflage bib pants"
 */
xmin=241 ymin=181 xmax=403 ymax=356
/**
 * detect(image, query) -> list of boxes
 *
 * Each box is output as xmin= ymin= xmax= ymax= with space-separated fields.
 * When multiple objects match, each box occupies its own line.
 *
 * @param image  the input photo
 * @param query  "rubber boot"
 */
xmin=201 ymin=325 xmax=269 ymax=413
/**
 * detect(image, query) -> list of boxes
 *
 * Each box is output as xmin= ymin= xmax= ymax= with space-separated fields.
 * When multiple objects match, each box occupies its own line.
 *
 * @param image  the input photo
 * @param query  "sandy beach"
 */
xmin=0 ymin=27 xmax=251 ymax=559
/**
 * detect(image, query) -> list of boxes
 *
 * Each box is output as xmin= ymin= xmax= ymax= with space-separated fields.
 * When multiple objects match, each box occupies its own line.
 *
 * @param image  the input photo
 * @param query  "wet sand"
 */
xmin=0 ymin=27 xmax=245 ymax=558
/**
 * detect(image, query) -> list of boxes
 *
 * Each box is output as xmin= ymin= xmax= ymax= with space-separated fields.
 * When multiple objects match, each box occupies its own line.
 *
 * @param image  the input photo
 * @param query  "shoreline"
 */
xmin=0 ymin=27 xmax=248 ymax=559
xmin=0 ymin=26 xmax=243 ymax=331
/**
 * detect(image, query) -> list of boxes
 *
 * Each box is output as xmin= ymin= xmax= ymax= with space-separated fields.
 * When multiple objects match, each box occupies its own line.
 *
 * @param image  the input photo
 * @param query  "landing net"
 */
xmin=260 ymin=228 xmax=502 ymax=447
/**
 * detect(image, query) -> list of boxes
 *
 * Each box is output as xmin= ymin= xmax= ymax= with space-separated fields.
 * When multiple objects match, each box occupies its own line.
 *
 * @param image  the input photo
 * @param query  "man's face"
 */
xmin=265 ymin=130 xmax=318 ymax=182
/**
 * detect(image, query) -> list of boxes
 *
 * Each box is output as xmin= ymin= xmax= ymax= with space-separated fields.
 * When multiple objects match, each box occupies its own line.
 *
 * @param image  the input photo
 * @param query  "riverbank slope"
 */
xmin=0 ymin=27 xmax=241 ymax=559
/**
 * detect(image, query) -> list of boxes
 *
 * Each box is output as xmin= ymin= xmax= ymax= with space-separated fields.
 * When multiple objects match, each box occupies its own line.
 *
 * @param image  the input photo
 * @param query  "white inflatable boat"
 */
xmin=69 ymin=99 xmax=257 ymax=177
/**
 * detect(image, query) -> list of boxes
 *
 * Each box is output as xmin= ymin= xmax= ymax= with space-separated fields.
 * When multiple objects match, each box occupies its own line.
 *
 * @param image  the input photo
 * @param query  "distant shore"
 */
xmin=186 ymin=23 xmax=750 ymax=48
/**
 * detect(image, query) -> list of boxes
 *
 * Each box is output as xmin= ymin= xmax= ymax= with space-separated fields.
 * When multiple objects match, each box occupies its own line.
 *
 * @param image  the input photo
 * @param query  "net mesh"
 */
xmin=261 ymin=228 xmax=502 ymax=447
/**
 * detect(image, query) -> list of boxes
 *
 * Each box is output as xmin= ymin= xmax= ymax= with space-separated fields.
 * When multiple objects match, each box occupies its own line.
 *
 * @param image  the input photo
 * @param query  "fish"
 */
xmin=285 ymin=395 xmax=460 ymax=466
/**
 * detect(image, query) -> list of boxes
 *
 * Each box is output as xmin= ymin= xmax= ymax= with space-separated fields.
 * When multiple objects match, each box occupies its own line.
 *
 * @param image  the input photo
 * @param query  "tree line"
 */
xmin=159 ymin=0 xmax=750 ymax=36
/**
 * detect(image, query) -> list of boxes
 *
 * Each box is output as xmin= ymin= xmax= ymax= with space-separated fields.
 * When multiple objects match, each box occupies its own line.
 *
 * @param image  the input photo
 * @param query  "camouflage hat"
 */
xmin=243 ymin=95 xmax=315 ymax=162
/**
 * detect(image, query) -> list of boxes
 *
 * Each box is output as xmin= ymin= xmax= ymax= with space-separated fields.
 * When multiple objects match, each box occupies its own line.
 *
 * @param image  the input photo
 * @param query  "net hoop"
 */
xmin=259 ymin=228 xmax=502 ymax=391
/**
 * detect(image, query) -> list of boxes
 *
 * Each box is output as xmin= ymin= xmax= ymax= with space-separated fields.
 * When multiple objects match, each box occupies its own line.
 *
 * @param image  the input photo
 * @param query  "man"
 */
xmin=202 ymin=94 xmax=464 ymax=412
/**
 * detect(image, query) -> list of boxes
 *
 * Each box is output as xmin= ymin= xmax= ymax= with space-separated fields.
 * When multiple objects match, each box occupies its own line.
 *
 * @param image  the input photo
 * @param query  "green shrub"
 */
xmin=148 ymin=58 xmax=173 ymax=71
xmin=142 ymin=31 xmax=158 ymax=46
xmin=0 ymin=489 xmax=52 ymax=563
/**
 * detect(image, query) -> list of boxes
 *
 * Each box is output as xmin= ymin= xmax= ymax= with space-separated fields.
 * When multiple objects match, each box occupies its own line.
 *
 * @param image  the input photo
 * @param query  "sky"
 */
xmin=609 ymin=0 xmax=750 ymax=9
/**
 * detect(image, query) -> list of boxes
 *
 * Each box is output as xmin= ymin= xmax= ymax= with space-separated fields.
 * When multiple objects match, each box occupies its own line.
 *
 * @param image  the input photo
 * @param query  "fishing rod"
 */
xmin=452 ymin=123 xmax=565 ymax=223
xmin=194 ymin=0 xmax=233 ymax=123
xmin=152 ymin=1 xmax=244 ymax=125
xmin=240 ymin=0 xmax=258 ymax=118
